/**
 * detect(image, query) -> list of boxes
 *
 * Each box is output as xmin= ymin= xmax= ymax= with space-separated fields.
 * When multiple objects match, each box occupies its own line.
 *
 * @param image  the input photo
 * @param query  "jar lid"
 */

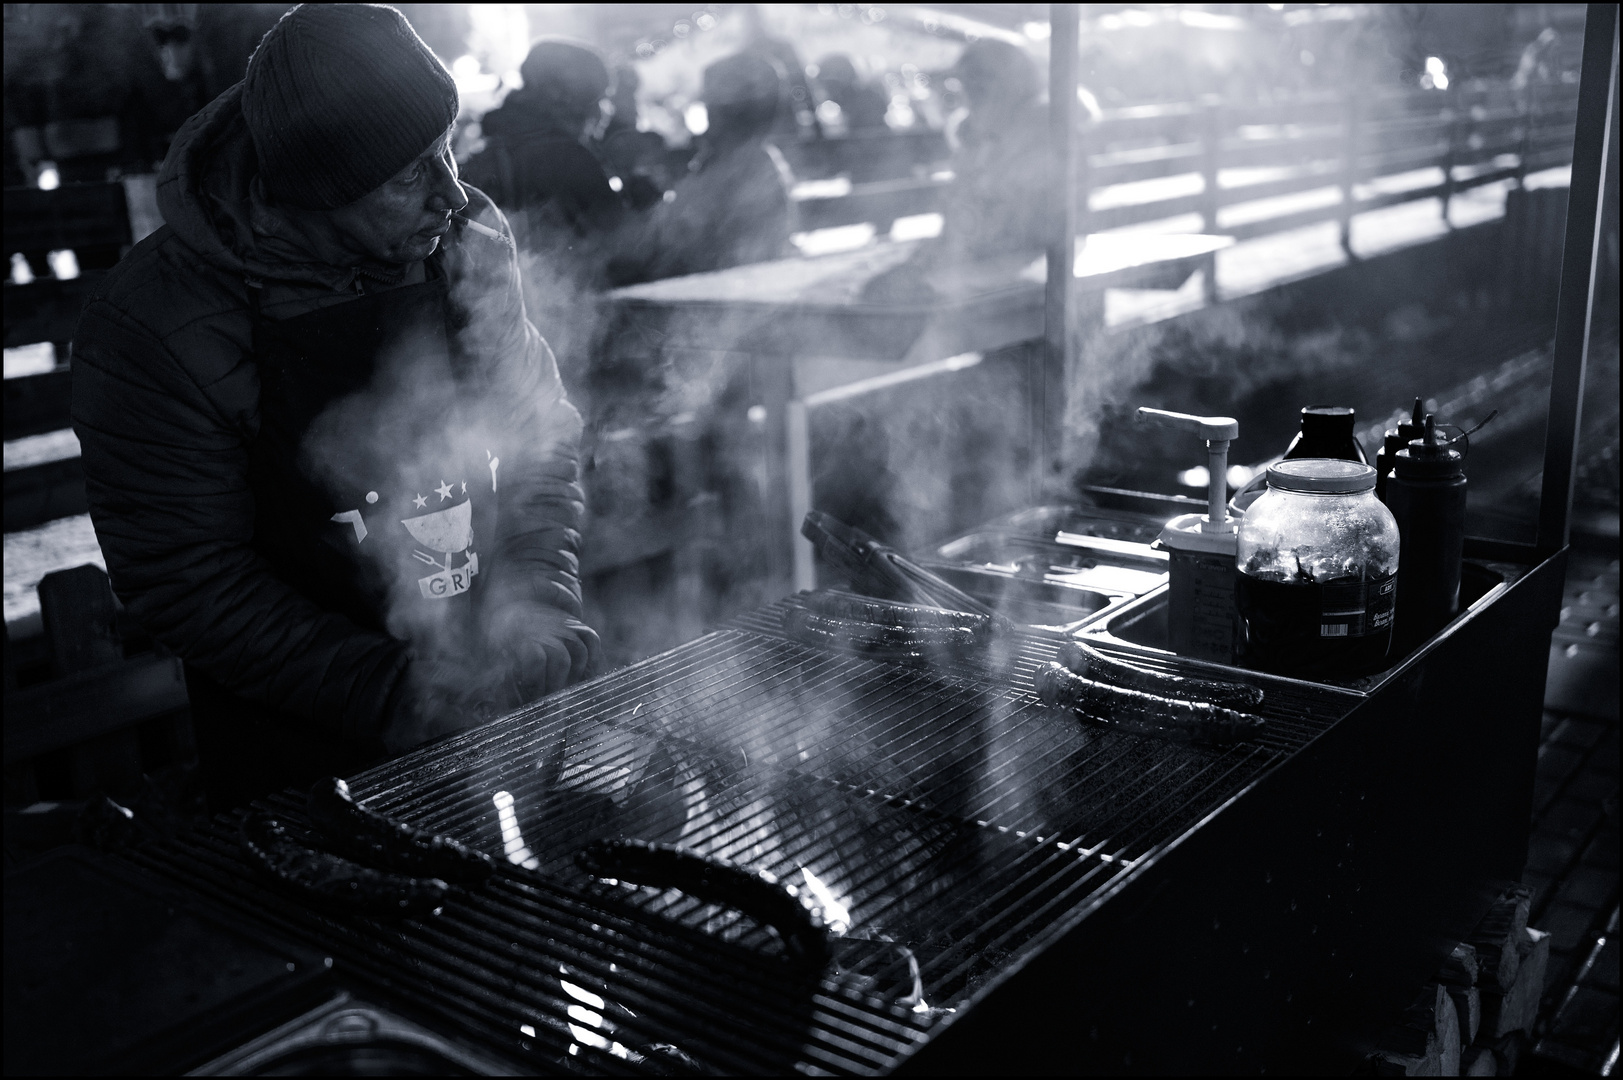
xmin=1266 ymin=457 xmax=1376 ymax=494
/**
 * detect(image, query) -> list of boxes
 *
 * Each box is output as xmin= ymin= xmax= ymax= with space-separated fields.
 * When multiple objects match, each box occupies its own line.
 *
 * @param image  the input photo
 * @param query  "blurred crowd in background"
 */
xmin=6 ymin=4 xmax=1579 ymax=275
xmin=4 ymin=3 xmax=1610 ymax=660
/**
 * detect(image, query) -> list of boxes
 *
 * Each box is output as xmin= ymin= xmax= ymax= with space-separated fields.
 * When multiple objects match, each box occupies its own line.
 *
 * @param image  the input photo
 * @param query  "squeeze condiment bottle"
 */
xmin=1137 ymin=407 xmax=1240 ymax=663
xmin=1386 ymin=413 xmax=1467 ymax=652
xmin=1375 ymin=397 xmax=1425 ymax=503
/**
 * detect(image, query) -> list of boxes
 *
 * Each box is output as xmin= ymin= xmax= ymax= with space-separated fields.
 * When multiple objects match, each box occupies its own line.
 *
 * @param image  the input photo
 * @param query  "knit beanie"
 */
xmin=242 ymin=4 xmax=458 ymax=210
xmin=519 ymin=39 xmax=611 ymax=109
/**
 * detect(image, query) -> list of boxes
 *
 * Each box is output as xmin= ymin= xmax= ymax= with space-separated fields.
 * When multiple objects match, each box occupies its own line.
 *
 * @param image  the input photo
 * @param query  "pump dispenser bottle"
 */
xmin=1386 ymin=413 xmax=1467 ymax=651
xmin=1137 ymin=407 xmax=1241 ymax=663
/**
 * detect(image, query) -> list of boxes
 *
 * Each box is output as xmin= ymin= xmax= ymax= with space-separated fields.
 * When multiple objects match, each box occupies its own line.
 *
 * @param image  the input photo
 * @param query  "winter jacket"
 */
xmin=71 ymin=83 xmax=585 ymax=749
xmin=463 ymin=93 xmax=627 ymax=240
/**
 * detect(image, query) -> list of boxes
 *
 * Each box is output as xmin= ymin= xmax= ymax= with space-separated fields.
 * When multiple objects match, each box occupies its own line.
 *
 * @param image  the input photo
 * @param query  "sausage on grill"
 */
xmin=240 ymin=812 xmax=449 ymax=916
xmin=801 ymin=592 xmax=990 ymax=633
xmin=307 ymin=777 xmax=495 ymax=884
xmin=783 ymin=607 xmax=977 ymax=658
xmin=576 ymin=839 xmax=833 ymax=967
xmin=1035 ymin=662 xmax=1266 ymax=746
xmin=1056 ymin=640 xmax=1264 ymax=710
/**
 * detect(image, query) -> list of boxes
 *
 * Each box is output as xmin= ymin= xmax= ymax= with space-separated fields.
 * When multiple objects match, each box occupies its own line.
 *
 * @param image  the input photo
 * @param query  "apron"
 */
xmin=188 ymin=270 xmax=500 ymax=810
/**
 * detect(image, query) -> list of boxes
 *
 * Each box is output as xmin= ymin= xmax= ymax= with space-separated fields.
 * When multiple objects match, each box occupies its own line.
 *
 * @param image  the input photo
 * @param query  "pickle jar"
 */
xmin=1235 ymin=459 xmax=1400 ymax=678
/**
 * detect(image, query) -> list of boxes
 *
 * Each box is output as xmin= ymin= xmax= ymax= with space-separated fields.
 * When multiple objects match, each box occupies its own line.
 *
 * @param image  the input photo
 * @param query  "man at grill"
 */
xmin=71 ymin=3 xmax=599 ymax=810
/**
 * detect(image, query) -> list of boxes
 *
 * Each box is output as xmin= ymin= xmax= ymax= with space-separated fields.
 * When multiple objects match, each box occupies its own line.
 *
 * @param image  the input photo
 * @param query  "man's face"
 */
xmin=327 ymin=130 xmax=469 ymax=264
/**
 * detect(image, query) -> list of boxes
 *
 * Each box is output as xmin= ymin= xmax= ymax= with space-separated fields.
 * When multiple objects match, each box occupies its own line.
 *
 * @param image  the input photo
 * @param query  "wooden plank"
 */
xmin=38 ymin=564 xmax=120 ymax=676
xmin=1088 ymin=142 xmax=1202 ymax=186
xmin=1219 ymin=132 xmax=1343 ymax=169
xmin=794 ymin=177 xmax=948 ymax=231
xmin=2 ymin=652 xmax=186 ymax=762
xmin=3 ymin=455 xmax=87 ymax=531
xmin=3 ymin=366 xmax=73 ymax=439
xmin=1088 ymin=191 xmax=1206 ymax=232
xmin=3 ymin=273 xmax=106 ymax=349
xmin=1217 ymin=166 xmax=1344 ymax=209
xmin=2 ymin=182 xmax=131 ymax=253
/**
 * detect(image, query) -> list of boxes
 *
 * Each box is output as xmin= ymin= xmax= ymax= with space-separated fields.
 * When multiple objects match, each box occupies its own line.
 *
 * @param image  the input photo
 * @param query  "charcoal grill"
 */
xmin=123 ymin=595 xmax=1366 ymax=1074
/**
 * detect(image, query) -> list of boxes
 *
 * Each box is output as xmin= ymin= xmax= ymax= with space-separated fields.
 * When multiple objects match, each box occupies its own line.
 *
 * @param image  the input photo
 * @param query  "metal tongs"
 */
xmin=800 ymin=511 xmax=1017 ymax=635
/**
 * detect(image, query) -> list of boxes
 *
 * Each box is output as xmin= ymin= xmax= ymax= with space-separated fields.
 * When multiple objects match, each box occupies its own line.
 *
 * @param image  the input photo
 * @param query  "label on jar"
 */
xmin=1317 ymin=571 xmax=1396 ymax=638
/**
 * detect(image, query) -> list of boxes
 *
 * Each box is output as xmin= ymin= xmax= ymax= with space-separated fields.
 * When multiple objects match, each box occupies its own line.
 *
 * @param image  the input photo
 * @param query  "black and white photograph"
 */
xmin=3 ymin=2 xmax=1618 ymax=1074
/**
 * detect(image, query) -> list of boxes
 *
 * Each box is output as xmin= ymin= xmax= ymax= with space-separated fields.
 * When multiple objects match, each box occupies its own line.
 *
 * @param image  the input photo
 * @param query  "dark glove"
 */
xmin=380 ymin=651 xmax=514 ymax=757
xmin=484 ymin=600 xmax=601 ymax=704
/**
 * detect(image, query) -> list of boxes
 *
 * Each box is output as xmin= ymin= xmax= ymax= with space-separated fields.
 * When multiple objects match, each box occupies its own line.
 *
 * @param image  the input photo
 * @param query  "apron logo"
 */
xmin=401 ymin=495 xmax=478 ymax=600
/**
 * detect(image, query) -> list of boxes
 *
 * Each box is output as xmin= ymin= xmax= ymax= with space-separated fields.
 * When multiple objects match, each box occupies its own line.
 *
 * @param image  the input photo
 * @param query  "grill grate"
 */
xmin=134 ymin=609 xmax=1355 ymax=1074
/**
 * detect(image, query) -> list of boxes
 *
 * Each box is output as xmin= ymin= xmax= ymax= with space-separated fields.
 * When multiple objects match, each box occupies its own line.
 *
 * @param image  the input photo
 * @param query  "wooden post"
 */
xmin=1339 ymin=91 xmax=1360 ymax=257
xmin=1041 ymin=3 xmax=1081 ymax=498
xmin=1199 ymin=96 xmax=1223 ymax=303
xmin=1441 ymin=82 xmax=1461 ymax=225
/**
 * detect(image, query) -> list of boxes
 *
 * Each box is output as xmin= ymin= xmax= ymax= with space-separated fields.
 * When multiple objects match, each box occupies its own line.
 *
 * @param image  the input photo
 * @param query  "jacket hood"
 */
xmin=156 ymin=83 xmax=403 ymax=292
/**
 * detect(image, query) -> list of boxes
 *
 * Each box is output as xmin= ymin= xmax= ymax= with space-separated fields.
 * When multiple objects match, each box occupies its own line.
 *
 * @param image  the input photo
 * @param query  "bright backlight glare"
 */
xmin=492 ymin=790 xmax=539 ymax=869
xmin=1422 ymin=56 xmax=1449 ymax=90
xmin=36 ymin=164 xmax=59 ymax=190
xmin=1179 ymin=465 xmax=1211 ymax=489
xmin=47 ymin=250 xmax=79 ymax=281
xmin=684 ymin=101 xmax=709 ymax=135
xmin=1022 ymin=21 xmax=1050 ymax=39
xmin=452 ymin=54 xmax=482 ymax=80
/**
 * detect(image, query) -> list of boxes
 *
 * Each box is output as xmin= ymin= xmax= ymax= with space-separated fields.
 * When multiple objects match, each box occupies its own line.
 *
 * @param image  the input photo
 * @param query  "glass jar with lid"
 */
xmin=1235 ymin=459 xmax=1400 ymax=678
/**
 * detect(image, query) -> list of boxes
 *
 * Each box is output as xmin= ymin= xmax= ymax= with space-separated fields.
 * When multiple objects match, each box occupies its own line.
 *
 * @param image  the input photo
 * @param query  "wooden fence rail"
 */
xmin=792 ymin=80 xmax=1582 ymax=243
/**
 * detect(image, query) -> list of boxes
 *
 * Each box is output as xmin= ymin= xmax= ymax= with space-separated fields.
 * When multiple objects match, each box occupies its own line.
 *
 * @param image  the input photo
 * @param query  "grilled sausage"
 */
xmin=783 ymin=608 xmax=977 ymax=658
xmin=801 ymin=592 xmax=990 ymax=633
xmin=1056 ymin=640 xmax=1264 ymax=710
xmin=307 ymin=777 xmax=495 ymax=884
xmin=1035 ymin=662 xmax=1266 ymax=746
xmin=240 ymin=812 xmax=449 ymax=916
xmin=576 ymin=839 xmax=833 ymax=967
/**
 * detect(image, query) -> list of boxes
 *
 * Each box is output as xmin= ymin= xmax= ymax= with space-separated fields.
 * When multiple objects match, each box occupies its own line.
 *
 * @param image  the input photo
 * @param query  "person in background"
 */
xmin=939 ymin=38 xmax=1052 ymax=259
xmin=861 ymin=39 xmax=1054 ymax=303
xmin=594 ymin=63 xmax=671 ymax=208
xmin=71 ymin=4 xmax=597 ymax=810
xmin=633 ymin=52 xmax=795 ymax=281
xmin=812 ymin=53 xmax=890 ymax=136
xmin=738 ymin=3 xmax=819 ymax=140
xmin=461 ymin=38 xmax=629 ymax=281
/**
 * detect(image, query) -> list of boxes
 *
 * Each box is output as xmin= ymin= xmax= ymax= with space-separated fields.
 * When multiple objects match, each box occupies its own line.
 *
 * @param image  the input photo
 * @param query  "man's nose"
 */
xmin=428 ymin=158 xmax=469 ymax=215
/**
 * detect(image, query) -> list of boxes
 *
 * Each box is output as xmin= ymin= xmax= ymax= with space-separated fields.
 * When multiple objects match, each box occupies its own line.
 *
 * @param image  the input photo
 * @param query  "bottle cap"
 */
xmin=1301 ymin=405 xmax=1354 ymax=424
xmin=1396 ymin=413 xmax=1463 ymax=478
xmin=1266 ymin=457 xmax=1377 ymax=494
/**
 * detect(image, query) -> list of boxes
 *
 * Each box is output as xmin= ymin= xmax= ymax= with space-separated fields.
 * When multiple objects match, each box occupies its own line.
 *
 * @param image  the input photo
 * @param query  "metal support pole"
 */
xmin=1042 ymin=3 xmax=1081 ymax=495
xmin=1536 ymin=2 xmax=1618 ymax=554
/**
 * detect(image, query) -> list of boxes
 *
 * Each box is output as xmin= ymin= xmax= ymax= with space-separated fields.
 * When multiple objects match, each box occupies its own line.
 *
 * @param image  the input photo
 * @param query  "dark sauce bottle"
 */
xmin=1375 ymin=398 xmax=1426 ymax=503
xmin=1386 ymin=414 xmax=1468 ymax=653
xmin=1284 ymin=406 xmax=1369 ymax=464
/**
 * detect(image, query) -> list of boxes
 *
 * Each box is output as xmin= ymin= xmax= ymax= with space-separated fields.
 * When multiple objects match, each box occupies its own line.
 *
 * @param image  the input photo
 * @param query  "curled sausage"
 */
xmin=1056 ymin=640 xmax=1264 ymax=710
xmin=783 ymin=608 xmax=978 ymax=658
xmin=240 ymin=812 xmax=449 ymax=916
xmin=576 ymin=839 xmax=833 ymax=968
xmin=307 ymin=777 xmax=494 ymax=885
xmin=1035 ymin=662 xmax=1266 ymax=746
xmin=801 ymin=592 xmax=990 ymax=633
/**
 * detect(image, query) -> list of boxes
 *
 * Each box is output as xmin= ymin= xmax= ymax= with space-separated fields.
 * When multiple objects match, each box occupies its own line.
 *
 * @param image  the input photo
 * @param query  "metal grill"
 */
xmin=133 ymin=606 xmax=1356 ymax=1075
